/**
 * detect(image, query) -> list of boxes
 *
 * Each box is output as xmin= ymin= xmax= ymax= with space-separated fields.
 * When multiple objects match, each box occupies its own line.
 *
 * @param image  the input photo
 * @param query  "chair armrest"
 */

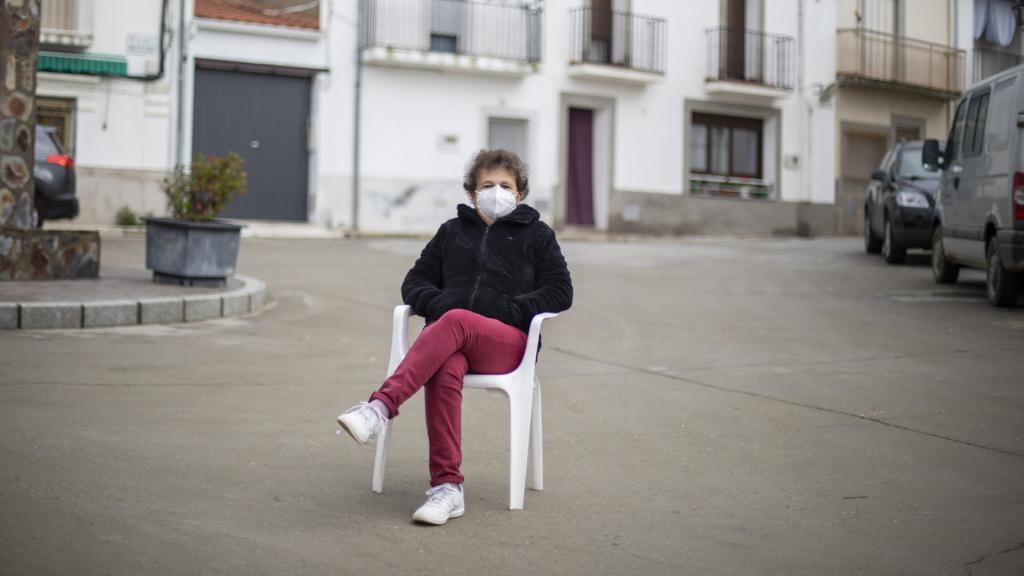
xmin=517 ymin=312 xmax=559 ymax=375
xmin=388 ymin=305 xmax=412 ymax=375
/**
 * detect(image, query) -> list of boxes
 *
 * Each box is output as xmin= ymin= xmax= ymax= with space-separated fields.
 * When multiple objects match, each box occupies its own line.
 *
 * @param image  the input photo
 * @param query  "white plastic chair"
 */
xmin=371 ymin=304 xmax=559 ymax=510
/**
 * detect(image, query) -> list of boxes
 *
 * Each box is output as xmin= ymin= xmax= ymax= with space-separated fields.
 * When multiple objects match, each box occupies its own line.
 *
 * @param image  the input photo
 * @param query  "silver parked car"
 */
xmin=923 ymin=65 xmax=1024 ymax=307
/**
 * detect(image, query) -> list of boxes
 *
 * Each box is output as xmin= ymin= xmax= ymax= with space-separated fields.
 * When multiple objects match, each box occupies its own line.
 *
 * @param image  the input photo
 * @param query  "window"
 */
xmin=35 ymin=97 xmax=75 ymax=155
xmin=431 ymin=0 xmax=461 ymax=53
xmin=945 ymin=98 xmax=968 ymax=164
xmin=710 ymin=125 xmax=730 ymax=173
xmin=878 ymin=146 xmax=896 ymax=173
xmin=963 ymin=90 xmax=990 ymax=158
xmin=691 ymin=113 xmax=763 ymax=178
xmin=732 ymin=127 xmax=759 ymax=176
xmin=893 ymin=122 xmax=921 ymax=144
xmin=35 ymin=126 xmax=62 ymax=156
xmin=897 ymin=145 xmax=939 ymax=180
xmin=488 ymin=117 xmax=528 ymax=161
xmin=690 ymin=124 xmax=708 ymax=172
xmin=986 ymin=77 xmax=1017 ymax=152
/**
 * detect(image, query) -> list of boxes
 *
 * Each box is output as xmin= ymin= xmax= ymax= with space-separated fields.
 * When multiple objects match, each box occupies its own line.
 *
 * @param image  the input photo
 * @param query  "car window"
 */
xmin=946 ymin=98 xmax=968 ymax=164
xmin=885 ymin=146 xmax=899 ymax=173
xmin=34 ymin=127 xmax=61 ymax=156
xmin=877 ymin=147 xmax=895 ymax=172
xmin=986 ymin=76 xmax=1017 ymax=152
xmin=897 ymin=145 xmax=939 ymax=179
xmin=963 ymin=89 xmax=990 ymax=158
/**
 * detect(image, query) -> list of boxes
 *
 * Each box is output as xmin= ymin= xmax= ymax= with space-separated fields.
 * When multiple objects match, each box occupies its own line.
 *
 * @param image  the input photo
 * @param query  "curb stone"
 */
xmin=0 ymin=303 xmax=17 ymax=329
xmin=140 ymin=297 xmax=185 ymax=325
xmin=83 ymin=300 xmax=139 ymax=328
xmin=183 ymin=294 xmax=222 ymax=323
xmin=2 ymin=274 xmax=268 ymax=330
xmin=20 ymin=302 xmax=83 ymax=330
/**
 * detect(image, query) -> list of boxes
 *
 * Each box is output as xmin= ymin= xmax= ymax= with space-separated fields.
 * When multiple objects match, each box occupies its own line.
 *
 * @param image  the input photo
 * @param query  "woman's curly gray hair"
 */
xmin=463 ymin=149 xmax=529 ymax=200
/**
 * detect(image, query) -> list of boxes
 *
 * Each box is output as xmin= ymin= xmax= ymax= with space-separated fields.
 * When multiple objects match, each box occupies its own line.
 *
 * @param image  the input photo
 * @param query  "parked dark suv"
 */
xmin=33 ymin=125 xmax=77 ymax=227
xmin=864 ymin=140 xmax=940 ymax=264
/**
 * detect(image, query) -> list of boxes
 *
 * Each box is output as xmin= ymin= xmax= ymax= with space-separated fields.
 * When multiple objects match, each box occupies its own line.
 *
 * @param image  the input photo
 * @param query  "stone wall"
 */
xmin=610 ymin=191 xmax=837 ymax=238
xmin=0 ymin=228 xmax=99 ymax=279
xmin=0 ymin=0 xmax=39 ymax=230
xmin=0 ymin=0 xmax=100 ymax=281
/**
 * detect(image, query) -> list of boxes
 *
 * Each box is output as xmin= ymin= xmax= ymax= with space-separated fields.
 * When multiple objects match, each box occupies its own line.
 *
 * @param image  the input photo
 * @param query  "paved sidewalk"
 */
xmin=1 ymin=236 xmax=1023 ymax=576
xmin=0 ymin=265 xmax=243 ymax=302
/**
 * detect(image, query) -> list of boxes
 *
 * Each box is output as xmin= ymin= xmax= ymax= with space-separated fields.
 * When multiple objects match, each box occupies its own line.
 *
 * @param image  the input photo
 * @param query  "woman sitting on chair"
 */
xmin=337 ymin=149 xmax=573 ymax=525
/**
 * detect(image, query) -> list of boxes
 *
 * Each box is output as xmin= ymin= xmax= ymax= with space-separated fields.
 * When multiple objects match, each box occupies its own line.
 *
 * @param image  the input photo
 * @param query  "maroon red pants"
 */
xmin=370 ymin=309 xmax=527 ymax=487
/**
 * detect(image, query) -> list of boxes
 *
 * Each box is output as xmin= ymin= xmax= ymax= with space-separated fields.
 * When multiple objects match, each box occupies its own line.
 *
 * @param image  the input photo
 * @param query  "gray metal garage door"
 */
xmin=193 ymin=64 xmax=311 ymax=221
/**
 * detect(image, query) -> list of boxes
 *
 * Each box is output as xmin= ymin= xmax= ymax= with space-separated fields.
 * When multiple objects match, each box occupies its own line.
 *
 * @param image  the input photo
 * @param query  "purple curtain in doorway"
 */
xmin=567 ymin=107 xmax=595 ymax=226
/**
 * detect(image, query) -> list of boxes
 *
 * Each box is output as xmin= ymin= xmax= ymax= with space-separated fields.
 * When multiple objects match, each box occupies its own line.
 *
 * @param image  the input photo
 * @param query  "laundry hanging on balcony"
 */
xmin=975 ymin=0 xmax=1017 ymax=47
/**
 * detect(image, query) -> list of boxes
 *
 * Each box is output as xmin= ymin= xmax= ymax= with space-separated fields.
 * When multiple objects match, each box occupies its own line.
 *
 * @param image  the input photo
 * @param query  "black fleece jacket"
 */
xmin=401 ymin=203 xmax=573 ymax=333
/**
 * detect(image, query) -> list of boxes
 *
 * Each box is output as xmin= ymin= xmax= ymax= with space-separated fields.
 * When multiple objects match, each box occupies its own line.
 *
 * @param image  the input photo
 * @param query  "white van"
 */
xmin=923 ymin=65 xmax=1024 ymax=307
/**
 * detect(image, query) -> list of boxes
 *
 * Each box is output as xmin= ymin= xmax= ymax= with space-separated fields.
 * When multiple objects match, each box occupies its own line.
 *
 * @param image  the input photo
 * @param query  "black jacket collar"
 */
xmin=457 ymin=203 xmax=539 ymax=226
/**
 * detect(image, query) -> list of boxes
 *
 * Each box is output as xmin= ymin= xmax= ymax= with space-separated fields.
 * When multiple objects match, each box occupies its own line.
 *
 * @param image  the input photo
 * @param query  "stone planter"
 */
xmin=142 ymin=216 xmax=243 ymax=286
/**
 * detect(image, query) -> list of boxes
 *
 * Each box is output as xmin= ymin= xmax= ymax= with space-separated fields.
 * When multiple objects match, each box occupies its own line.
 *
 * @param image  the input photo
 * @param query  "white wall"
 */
xmin=38 ymin=0 xmax=172 ymax=170
xmin=37 ymin=0 xmax=175 ymax=224
xmin=340 ymin=0 xmax=835 ymax=233
xmin=804 ymin=0 xmax=839 ymax=204
xmin=62 ymin=0 xmax=842 ymax=229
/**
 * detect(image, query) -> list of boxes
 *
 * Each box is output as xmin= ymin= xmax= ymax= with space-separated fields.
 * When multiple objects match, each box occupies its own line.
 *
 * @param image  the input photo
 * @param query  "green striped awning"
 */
xmin=38 ymin=51 xmax=128 ymax=77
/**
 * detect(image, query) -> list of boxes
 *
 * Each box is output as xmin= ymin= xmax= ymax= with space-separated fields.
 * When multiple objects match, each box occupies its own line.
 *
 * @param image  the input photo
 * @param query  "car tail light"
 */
xmin=1015 ymin=172 xmax=1024 ymax=222
xmin=47 ymin=154 xmax=74 ymax=170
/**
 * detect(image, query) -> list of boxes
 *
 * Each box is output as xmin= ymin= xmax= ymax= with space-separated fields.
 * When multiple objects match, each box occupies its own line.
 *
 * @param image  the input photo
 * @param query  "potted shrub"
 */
xmin=143 ymin=152 xmax=248 ymax=286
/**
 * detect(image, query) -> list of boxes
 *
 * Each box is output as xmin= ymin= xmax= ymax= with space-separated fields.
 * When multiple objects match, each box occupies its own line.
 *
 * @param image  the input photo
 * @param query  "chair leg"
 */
xmin=372 ymin=420 xmax=393 ymax=493
xmin=508 ymin=387 xmax=533 ymax=510
xmin=529 ymin=378 xmax=543 ymax=491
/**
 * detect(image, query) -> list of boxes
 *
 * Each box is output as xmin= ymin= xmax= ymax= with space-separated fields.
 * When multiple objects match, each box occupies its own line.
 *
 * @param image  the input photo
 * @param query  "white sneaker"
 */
xmin=337 ymin=401 xmax=387 ymax=444
xmin=412 ymin=483 xmax=465 ymax=525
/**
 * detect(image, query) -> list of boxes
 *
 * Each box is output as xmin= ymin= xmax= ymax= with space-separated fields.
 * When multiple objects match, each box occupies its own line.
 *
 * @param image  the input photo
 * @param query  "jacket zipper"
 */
xmin=467 ymin=224 xmax=490 ymax=310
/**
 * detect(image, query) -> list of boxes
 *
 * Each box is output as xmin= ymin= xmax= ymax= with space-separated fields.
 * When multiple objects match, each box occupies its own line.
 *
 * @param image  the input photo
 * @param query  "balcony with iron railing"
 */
xmin=360 ymin=0 xmax=542 ymax=76
xmin=40 ymin=0 xmax=93 ymax=49
xmin=836 ymin=28 xmax=965 ymax=99
xmin=567 ymin=7 xmax=665 ymax=84
xmin=973 ymin=45 xmax=1024 ymax=82
xmin=704 ymin=27 xmax=794 ymax=100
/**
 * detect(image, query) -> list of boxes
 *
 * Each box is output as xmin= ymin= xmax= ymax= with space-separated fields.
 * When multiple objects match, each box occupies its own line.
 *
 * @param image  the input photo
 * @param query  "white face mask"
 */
xmin=475 ymin=185 xmax=517 ymax=221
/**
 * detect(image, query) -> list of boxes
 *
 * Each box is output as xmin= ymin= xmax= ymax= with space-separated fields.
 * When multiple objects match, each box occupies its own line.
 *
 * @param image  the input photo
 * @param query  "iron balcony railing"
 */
xmin=568 ymin=7 xmax=666 ymax=74
xmin=837 ymin=28 xmax=965 ymax=96
xmin=360 ymin=0 xmax=542 ymax=63
xmin=705 ymin=27 xmax=794 ymax=90
xmin=41 ymin=0 xmax=77 ymax=32
xmin=973 ymin=46 xmax=1024 ymax=82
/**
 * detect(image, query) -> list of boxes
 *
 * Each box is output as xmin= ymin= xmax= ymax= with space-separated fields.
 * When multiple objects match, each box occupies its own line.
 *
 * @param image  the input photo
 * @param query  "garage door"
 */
xmin=192 ymin=63 xmax=311 ymax=221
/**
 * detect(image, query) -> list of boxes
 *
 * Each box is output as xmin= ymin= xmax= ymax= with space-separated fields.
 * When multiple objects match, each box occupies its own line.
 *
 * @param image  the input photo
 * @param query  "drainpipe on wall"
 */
xmin=139 ymin=0 xmax=170 ymax=82
xmin=798 ymin=0 xmax=812 ymax=205
xmin=351 ymin=0 xmax=363 ymax=232
xmin=953 ymin=0 xmax=960 ymax=124
xmin=175 ymin=0 xmax=187 ymax=168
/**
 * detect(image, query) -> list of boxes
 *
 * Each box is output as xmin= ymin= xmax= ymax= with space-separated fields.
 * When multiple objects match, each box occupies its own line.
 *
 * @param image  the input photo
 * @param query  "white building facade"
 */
xmin=40 ymin=0 xmax=841 ymax=236
xmin=46 ymin=0 xmax=1020 ymax=236
xmin=345 ymin=0 xmax=839 ymax=236
xmin=36 ymin=0 xmax=175 ymax=224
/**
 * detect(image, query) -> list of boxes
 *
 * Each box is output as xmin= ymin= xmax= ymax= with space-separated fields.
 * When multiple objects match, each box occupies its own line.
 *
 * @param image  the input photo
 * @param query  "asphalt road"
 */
xmin=1 ymin=236 xmax=1022 ymax=576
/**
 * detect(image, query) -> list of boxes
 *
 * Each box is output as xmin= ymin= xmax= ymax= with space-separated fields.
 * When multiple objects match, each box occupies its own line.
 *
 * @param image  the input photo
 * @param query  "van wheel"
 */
xmin=986 ymin=237 xmax=1022 ymax=307
xmin=864 ymin=214 xmax=882 ymax=254
xmin=882 ymin=218 xmax=906 ymax=264
xmin=931 ymin=227 xmax=959 ymax=284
